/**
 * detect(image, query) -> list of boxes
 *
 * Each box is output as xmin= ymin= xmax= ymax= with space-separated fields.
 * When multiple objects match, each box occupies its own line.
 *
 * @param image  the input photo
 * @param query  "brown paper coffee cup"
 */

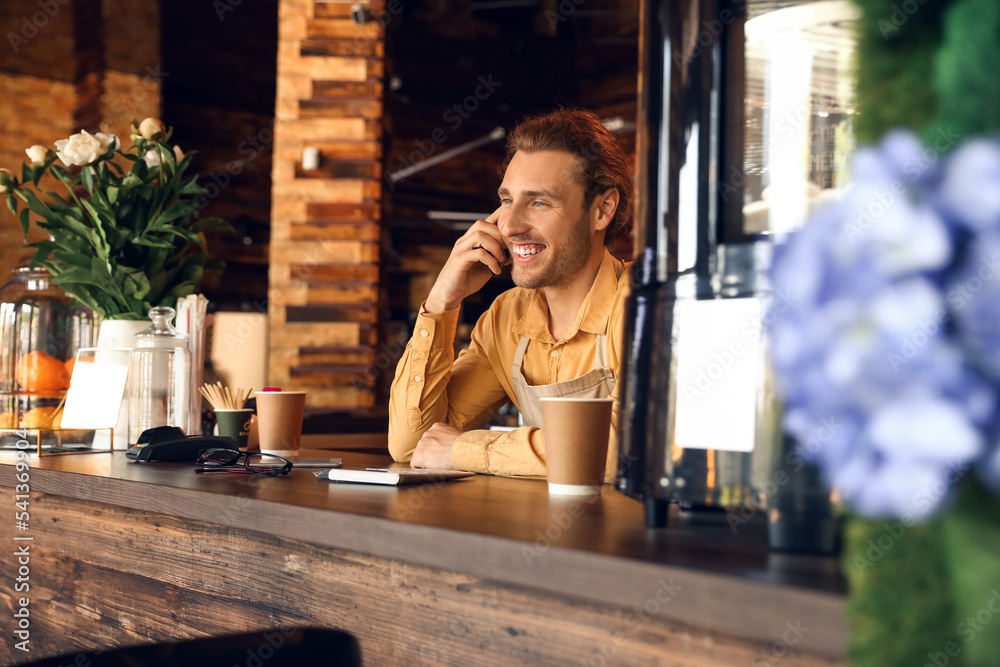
xmin=541 ymin=397 xmax=614 ymax=495
xmin=254 ymin=391 xmax=306 ymax=450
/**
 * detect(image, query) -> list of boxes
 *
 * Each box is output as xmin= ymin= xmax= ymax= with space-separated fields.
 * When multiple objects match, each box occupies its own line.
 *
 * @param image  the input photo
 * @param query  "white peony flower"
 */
xmin=95 ymin=133 xmax=118 ymax=154
xmin=173 ymin=145 xmax=184 ymax=162
xmin=25 ymin=145 xmax=48 ymax=163
xmin=54 ymin=130 xmax=115 ymax=167
xmin=143 ymin=148 xmax=162 ymax=168
xmin=138 ymin=118 xmax=165 ymax=140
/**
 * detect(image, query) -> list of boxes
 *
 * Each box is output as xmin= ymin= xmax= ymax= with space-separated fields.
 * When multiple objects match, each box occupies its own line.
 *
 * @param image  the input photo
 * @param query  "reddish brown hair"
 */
xmin=503 ymin=109 xmax=633 ymax=247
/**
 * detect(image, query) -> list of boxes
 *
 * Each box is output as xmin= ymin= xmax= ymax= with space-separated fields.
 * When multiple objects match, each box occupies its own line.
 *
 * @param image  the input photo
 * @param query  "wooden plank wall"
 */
xmin=269 ymin=0 xmax=385 ymax=411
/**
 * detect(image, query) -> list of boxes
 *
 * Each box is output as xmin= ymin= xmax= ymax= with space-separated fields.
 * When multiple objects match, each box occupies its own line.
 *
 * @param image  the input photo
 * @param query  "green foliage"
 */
xmin=844 ymin=514 xmax=959 ymax=667
xmin=3 ymin=124 xmax=231 ymax=320
xmin=933 ymin=0 xmax=1000 ymax=138
xmin=940 ymin=479 xmax=1000 ymax=667
xmin=852 ymin=0 xmax=1000 ymax=143
xmin=851 ymin=0 xmax=952 ymax=143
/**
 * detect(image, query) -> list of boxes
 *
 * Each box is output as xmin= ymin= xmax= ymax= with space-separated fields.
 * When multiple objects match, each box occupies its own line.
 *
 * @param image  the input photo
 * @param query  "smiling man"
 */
xmin=387 ymin=109 xmax=633 ymax=479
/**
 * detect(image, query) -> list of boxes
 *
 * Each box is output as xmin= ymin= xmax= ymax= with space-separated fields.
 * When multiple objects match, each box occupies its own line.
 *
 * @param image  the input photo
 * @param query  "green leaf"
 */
xmin=31 ymin=164 xmax=45 ymax=187
xmin=152 ymin=201 xmax=196 ymax=227
xmin=177 ymin=177 xmax=203 ymax=195
xmin=19 ymin=208 xmax=29 ymax=235
xmin=51 ymin=249 xmax=94 ymax=268
xmin=49 ymin=266 xmax=110 ymax=289
xmin=21 ymin=189 xmax=53 ymax=219
xmin=132 ymin=236 xmax=175 ymax=249
xmin=27 ymin=241 xmax=55 ymax=267
xmin=176 ymin=152 xmax=194 ymax=176
xmin=159 ymin=226 xmax=202 ymax=244
xmin=6 ymin=195 xmax=16 ymax=216
xmin=107 ymin=186 xmax=119 ymax=205
xmin=80 ymin=165 xmax=94 ymax=194
xmin=21 ymin=163 xmax=32 ymax=183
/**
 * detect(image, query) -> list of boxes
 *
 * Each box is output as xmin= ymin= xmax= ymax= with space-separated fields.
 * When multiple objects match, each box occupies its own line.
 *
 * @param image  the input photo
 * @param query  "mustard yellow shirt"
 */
xmin=388 ymin=249 xmax=632 ymax=479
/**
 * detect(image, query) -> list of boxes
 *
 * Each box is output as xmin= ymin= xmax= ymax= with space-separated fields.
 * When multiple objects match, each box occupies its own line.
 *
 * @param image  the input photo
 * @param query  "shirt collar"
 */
xmin=513 ymin=249 xmax=624 ymax=341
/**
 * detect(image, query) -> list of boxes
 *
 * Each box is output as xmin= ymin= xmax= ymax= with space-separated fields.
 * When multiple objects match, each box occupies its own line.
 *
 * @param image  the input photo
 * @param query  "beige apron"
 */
xmin=510 ymin=332 xmax=616 ymax=427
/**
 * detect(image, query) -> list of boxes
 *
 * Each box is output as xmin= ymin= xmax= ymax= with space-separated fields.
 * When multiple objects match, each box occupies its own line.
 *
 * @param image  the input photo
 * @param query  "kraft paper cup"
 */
xmin=215 ymin=409 xmax=255 ymax=450
xmin=254 ymin=391 xmax=306 ymax=450
xmin=541 ymin=397 xmax=614 ymax=496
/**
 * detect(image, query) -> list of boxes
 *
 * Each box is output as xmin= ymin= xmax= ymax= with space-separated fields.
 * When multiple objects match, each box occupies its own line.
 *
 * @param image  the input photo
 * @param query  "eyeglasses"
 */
xmin=195 ymin=448 xmax=293 ymax=477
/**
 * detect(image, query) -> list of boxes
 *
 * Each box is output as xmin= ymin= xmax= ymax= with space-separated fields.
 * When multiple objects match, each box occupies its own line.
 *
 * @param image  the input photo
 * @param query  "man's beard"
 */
xmin=509 ymin=211 xmax=592 ymax=290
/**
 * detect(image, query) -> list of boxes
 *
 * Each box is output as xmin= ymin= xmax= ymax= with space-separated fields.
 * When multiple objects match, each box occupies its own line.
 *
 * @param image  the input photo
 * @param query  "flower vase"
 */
xmin=94 ymin=319 xmax=150 ymax=448
xmin=940 ymin=478 xmax=1000 ymax=667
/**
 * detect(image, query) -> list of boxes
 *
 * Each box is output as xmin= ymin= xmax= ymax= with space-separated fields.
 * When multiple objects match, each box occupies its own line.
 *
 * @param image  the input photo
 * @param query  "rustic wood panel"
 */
xmin=270 ymin=240 xmax=379 ymax=264
xmin=294 ymin=161 xmax=381 ymax=179
xmin=301 ymin=38 xmax=384 ymax=58
xmin=306 ymin=202 xmax=381 ymax=221
xmin=299 ymin=98 xmax=383 ymax=118
xmin=307 ymin=18 xmax=384 ymax=39
xmin=269 ymin=322 xmax=363 ymax=347
xmin=289 ymin=222 xmax=381 ymax=241
xmin=0 ymin=458 xmax=846 ymax=665
xmin=291 ymin=368 xmax=374 ymax=386
xmin=289 ymin=264 xmax=380 ymax=282
xmin=313 ymin=80 xmax=383 ymax=98
xmin=306 ymin=140 xmax=382 ymax=159
xmin=314 ymin=0 xmax=386 ymax=19
xmin=274 ymin=282 xmax=379 ymax=304
xmin=300 ymin=347 xmax=377 ymax=365
xmin=285 ymin=303 xmax=378 ymax=323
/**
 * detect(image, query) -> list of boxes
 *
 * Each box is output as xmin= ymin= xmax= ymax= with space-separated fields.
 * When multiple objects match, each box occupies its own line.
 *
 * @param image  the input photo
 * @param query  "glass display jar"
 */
xmin=128 ymin=306 xmax=192 ymax=443
xmin=0 ymin=267 xmax=97 ymax=435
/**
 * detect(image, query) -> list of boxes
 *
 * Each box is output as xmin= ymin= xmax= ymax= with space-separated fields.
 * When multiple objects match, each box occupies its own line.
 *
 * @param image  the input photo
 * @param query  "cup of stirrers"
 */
xmin=200 ymin=382 xmax=253 ymax=411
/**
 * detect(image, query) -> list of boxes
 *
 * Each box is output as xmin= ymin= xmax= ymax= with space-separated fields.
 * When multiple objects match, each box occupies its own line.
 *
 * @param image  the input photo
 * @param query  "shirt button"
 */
xmin=551 ymin=350 xmax=559 ymax=358
xmin=413 ymin=375 xmax=422 ymax=382
xmin=420 ymin=329 xmax=429 ymax=338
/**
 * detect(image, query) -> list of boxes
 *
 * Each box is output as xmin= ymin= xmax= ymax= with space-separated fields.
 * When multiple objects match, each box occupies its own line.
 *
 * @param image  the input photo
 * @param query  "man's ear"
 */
xmin=592 ymin=187 xmax=619 ymax=232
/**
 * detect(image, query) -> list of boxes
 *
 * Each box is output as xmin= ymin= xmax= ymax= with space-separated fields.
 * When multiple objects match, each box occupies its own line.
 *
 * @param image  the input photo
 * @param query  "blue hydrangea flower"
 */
xmin=769 ymin=131 xmax=1000 ymax=520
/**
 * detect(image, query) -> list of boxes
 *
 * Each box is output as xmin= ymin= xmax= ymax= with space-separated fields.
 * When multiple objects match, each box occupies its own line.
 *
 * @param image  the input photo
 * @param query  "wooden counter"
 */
xmin=0 ymin=439 xmax=846 ymax=666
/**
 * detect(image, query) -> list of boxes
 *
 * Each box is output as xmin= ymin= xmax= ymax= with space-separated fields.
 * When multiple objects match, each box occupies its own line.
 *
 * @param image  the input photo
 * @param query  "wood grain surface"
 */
xmin=0 ymin=447 xmax=847 ymax=665
xmin=0 ymin=493 xmax=842 ymax=667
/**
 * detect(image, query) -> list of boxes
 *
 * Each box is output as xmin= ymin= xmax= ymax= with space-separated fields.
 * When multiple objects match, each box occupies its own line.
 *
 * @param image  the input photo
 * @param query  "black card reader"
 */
xmin=126 ymin=426 xmax=239 ymax=462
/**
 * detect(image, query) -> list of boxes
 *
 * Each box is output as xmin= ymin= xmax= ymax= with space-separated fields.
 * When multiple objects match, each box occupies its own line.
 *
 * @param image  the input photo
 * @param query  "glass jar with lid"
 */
xmin=0 ymin=266 xmax=97 ymax=434
xmin=128 ymin=306 xmax=193 ymax=443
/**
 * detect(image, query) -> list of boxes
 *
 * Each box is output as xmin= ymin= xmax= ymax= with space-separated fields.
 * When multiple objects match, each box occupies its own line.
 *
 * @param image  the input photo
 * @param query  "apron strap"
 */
xmin=594 ymin=334 xmax=608 ymax=369
xmin=511 ymin=333 xmax=531 ymax=382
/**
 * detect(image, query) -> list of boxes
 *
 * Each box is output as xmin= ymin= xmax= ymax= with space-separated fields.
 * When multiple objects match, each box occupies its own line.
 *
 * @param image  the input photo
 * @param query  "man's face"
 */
xmin=497 ymin=150 xmax=597 ymax=290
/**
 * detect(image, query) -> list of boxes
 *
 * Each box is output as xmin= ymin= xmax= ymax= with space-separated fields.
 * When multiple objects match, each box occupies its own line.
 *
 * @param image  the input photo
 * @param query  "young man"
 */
xmin=388 ymin=109 xmax=633 ymax=479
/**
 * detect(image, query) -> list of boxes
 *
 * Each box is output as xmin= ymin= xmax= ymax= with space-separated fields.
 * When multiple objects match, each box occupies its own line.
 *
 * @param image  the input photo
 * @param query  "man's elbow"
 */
xmin=389 ymin=442 xmax=414 ymax=463
xmin=387 ymin=417 xmax=417 ymax=462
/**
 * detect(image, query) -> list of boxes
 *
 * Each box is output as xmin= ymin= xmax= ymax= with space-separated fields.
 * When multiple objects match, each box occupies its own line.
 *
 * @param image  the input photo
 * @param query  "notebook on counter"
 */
xmin=314 ymin=468 xmax=474 ymax=486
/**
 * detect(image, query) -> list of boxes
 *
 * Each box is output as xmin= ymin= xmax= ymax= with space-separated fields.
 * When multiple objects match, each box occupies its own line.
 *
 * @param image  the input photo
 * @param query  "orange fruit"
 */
xmin=19 ymin=406 xmax=62 ymax=429
xmin=65 ymin=357 xmax=76 ymax=379
xmin=15 ymin=351 xmax=70 ymax=392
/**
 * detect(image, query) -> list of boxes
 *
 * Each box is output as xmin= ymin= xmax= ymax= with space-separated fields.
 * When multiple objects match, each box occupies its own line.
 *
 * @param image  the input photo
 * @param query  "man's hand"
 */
xmin=410 ymin=422 xmax=462 ymax=470
xmin=424 ymin=207 xmax=507 ymax=313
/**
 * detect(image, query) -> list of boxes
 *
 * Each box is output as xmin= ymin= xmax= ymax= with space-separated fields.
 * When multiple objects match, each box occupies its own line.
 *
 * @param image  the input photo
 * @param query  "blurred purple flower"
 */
xmin=769 ymin=131 xmax=1000 ymax=520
